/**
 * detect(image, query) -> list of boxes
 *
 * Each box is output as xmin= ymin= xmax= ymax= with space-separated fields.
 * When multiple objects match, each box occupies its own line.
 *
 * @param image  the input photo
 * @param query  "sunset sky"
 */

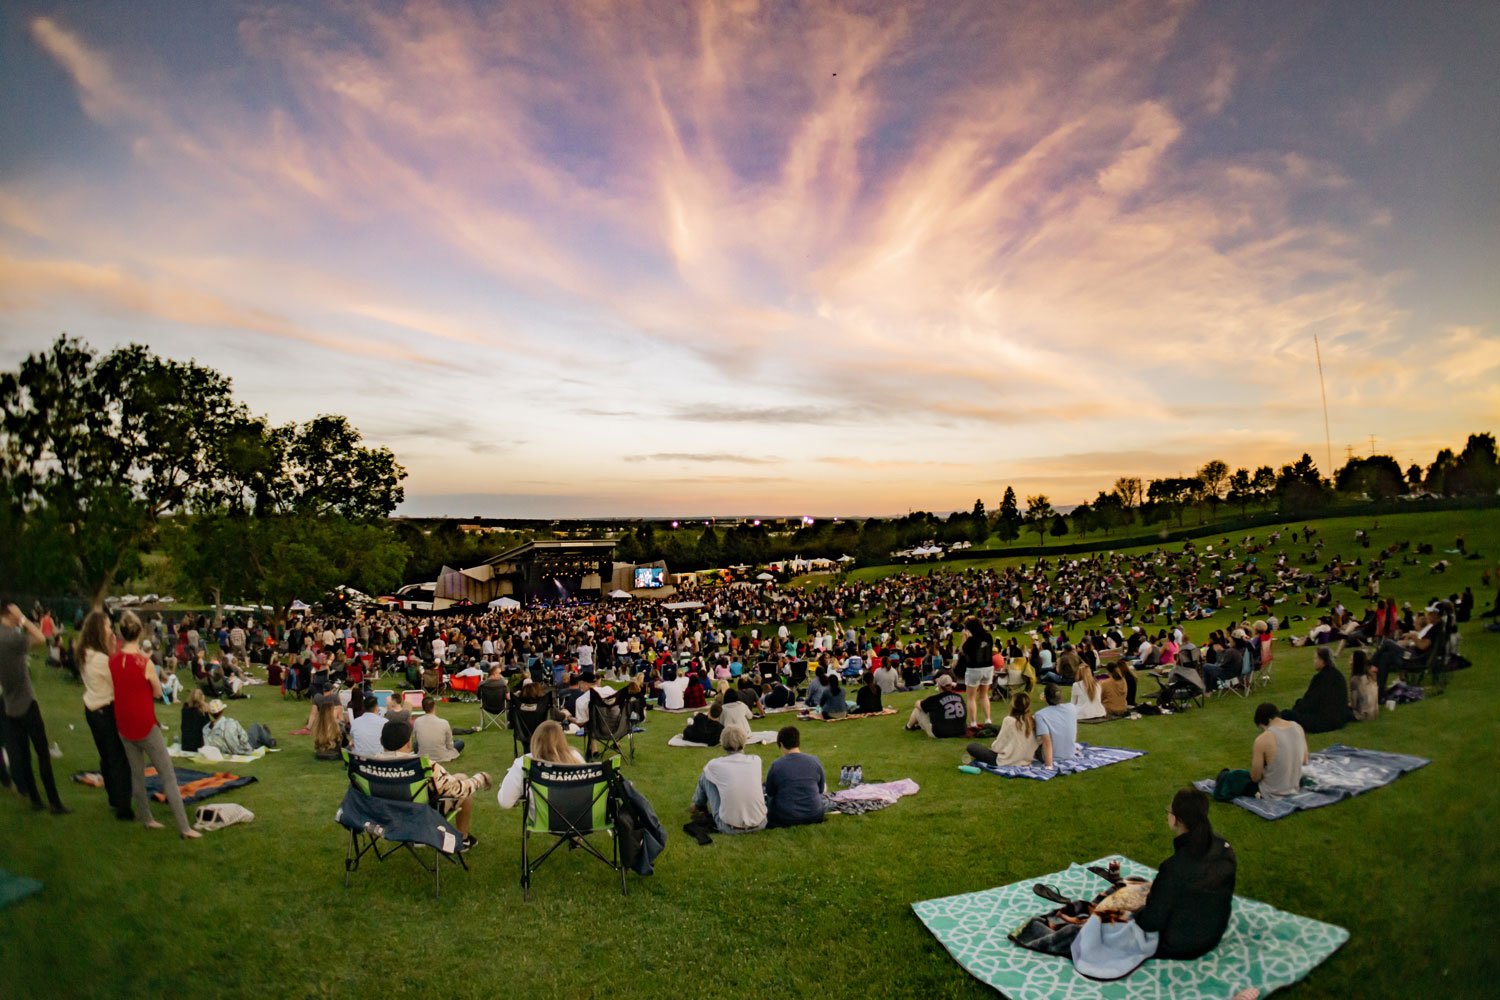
xmin=1 ymin=1 xmax=1496 ymax=518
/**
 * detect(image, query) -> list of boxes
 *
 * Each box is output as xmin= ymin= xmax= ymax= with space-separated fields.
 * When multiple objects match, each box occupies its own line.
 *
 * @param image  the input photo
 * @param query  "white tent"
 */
xmin=663 ymin=600 xmax=705 ymax=610
xmin=838 ymin=554 xmax=856 ymax=563
xmin=756 ymin=572 xmax=775 ymax=581
xmin=288 ymin=600 xmax=310 ymax=612
xmin=488 ymin=596 xmax=521 ymax=610
xmin=608 ymin=589 xmax=632 ymax=599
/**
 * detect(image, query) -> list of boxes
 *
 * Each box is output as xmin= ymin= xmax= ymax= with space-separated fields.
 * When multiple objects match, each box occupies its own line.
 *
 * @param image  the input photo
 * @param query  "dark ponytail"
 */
xmin=1171 ymin=787 xmax=1214 ymax=858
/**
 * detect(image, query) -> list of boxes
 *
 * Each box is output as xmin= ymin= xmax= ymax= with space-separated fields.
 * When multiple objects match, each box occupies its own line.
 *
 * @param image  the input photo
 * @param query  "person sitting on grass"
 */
xmin=179 ymin=689 xmax=211 ymax=754
xmin=201 ymin=699 xmax=276 ymax=755
xmin=905 ymin=674 xmax=968 ymax=738
xmin=852 ymin=671 xmax=883 ymax=715
xmin=1348 ymin=650 xmax=1379 ymax=721
xmin=873 ymin=657 xmax=901 ymax=694
xmin=689 ymin=727 xmax=767 ymax=835
xmin=764 ymin=725 xmax=825 ymax=828
xmin=720 ymin=688 xmax=754 ymax=738
xmin=1099 ymin=662 xmax=1131 ymax=717
xmin=412 ymin=695 xmax=463 ymax=763
xmin=763 ymin=678 xmax=796 ymax=710
xmin=311 ymin=697 xmax=345 ymax=761
xmin=818 ymin=674 xmax=849 ymax=720
xmin=1131 ymin=787 xmax=1236 ymax=959
xmin=965 ymin=692 xmax=1041 ymax=767
xmin=348 ymin=693 xmax=386 ymax=757
xmin=496 ymin=720 xmax=585 ymax=810
xmin=1249 ymin=703 xmax=1307 ymax=799
xmin=1034 ymin=684 xmax=1078 ymax=768
xmin=1279 ymin=647 xmax=1347 ymax=734
xmin=374 ymin=719 xmax=491 ymax=850
xmin=1071 ymin=664 xmax=1106 ymax=721
xmin=682 ymin=702 xmax=725 ymax=746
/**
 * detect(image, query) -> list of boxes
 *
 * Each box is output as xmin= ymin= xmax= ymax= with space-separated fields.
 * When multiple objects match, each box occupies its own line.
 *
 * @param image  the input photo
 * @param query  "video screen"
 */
xmin=634 ymin=567 xmax=665 ymax=588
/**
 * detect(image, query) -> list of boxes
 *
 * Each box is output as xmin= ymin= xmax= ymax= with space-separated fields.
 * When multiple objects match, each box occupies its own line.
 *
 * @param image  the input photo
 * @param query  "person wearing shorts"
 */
xmin=959 ymin=617 xmax=995 ymax=729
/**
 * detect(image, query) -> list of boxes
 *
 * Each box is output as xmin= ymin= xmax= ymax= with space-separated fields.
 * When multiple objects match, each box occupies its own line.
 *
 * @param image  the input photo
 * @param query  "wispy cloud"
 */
xmin=624 ymin=453 xmax=781 ymax=464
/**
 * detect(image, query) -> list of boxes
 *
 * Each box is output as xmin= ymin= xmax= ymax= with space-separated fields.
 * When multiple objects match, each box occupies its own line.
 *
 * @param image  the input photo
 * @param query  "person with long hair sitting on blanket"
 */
xmin=1133 ymin=787 xmax=1237 ymax=958
xmin=964 ymin=692 xmax=1040 ymax=766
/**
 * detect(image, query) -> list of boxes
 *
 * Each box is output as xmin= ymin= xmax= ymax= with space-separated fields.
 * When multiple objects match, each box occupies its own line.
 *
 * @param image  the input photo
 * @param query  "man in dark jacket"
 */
xmin=1280 ymin=646 xmax=1347 ymax=734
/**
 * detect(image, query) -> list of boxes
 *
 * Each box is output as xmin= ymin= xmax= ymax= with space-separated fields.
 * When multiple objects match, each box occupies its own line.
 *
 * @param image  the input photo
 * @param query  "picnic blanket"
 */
xmin=72 ymin=767 xmax=257 ymax=806
xmin=668 ymin=731 xmax=780 ymax=748
xmin=800 ymin=707 xmax=898 ymax=722
xmin=168 ymin=744 xmax=269 ymax=766
xmin=912 ymin=856 xmax=1348 ymax=1000
xmin=824 ymin=778 xmax=919 ymax=815
xmin=0 ymin=869 xmax=43 ymax=910
xmin=1194 ymin=744 xmax=1429 ymax=820
xmin=972 ymin=744 xmax=1145 ymax=781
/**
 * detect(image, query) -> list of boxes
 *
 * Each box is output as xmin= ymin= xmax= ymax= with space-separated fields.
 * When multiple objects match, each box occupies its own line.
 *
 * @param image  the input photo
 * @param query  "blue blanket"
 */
xmin=972 ymin=744 xmax=1145 ymax=781
xmin=1195 ymin=744 xmax=1429 ymax=820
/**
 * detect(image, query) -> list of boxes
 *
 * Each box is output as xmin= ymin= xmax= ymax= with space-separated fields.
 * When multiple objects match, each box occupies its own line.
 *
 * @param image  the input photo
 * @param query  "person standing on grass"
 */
xmin=109 ymin=611 xmax=199 ymax=839
xmin=0 ymin=601 xmax=70 ymax=814
xmin=959 ymin=617 xmax=995 ymax=729
xmin=77 ymin=610 xmax=132 ymax=819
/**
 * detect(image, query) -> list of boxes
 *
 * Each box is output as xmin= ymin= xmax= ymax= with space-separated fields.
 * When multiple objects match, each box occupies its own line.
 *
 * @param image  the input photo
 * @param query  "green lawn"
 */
xmin=2 ymin=508 xmax=1498 ymax=999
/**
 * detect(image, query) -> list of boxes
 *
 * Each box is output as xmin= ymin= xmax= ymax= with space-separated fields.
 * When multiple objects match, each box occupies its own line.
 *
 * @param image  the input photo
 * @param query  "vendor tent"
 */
xmin=756 ymin=572 xmax=775 ymax=581
xmin=488 ymin=596 xmax=521 ymax=610
xmin=608 ymin=589 xmax=632 ymax=599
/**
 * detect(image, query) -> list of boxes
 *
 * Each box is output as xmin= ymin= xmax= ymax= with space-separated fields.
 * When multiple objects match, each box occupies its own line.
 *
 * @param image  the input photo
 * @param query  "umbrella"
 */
xmin=609 ymin=589 xmax=632 ymax=599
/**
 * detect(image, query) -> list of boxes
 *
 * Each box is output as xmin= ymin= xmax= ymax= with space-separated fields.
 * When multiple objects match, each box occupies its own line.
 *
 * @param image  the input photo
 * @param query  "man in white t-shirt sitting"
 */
xmin=659 ymin=673 xmax=690 ymax=710
xmin=689 ymin=728 xmax=767 ymax=834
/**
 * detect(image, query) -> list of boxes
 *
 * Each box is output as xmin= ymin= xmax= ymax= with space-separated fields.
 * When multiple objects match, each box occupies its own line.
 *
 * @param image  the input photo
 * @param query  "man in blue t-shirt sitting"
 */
xmin=763 ymin=726 xmax=826 ymax=828
xmin=1033 ymin=684 xmax=1078 ymax=768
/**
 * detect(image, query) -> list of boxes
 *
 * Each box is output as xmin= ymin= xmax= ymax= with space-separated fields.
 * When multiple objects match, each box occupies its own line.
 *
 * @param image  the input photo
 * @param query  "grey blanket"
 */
xmin=1195 ymin=744 xmax=1429 ymax=820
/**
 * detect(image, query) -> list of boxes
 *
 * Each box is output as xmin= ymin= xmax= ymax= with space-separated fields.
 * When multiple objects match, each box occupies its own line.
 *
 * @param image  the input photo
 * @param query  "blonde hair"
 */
xmin=184 ymin=689 xmax=208 ymax=713
xmin=312 ymin=703 xmax=342 ymax=755
xmin=1076 ymin=665 xmax=1099 ymax=699
xmin=529 ymin=721 xmax=582 ymax=764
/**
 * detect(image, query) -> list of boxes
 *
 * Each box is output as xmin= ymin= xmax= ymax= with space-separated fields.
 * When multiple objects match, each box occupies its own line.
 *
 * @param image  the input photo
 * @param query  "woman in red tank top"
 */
xmin=110 ymin=611 xmax=201 ymax=839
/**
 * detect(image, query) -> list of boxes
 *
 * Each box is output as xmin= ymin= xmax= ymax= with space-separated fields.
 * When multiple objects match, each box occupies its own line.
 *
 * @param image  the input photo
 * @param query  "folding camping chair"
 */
xmin=478 ymin=679 xmax=508 ymax=732
xmin=337 ymin=750 xmax=468 ymax=899
xmin=519 ymin=757 xmax=626 ymax=900
xmin=1402 ymin=625 xmax=1449 ymax=688
xmin=510 ymin=691 xmax=556 ymax=758
xmin=584 ymin=688 xmax=638 ymax=763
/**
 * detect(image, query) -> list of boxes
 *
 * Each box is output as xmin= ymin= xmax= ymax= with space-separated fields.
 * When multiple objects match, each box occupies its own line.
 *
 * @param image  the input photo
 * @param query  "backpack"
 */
xmin=1212 ymin=768 xmax=1254 ymax=802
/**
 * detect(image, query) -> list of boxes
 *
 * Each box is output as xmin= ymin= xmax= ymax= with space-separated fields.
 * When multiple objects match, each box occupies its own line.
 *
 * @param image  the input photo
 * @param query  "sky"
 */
xmin=1 ymin=1 xmax=1496 ymax=519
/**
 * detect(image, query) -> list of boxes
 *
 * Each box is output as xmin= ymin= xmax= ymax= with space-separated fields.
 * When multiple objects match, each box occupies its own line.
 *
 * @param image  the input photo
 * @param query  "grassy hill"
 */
xmin=1 ymin=507 xmax=1496 ymax=999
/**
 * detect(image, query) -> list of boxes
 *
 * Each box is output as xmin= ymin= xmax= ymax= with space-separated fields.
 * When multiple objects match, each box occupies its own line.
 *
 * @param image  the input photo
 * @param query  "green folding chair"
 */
xmin=339 ymin=750 xmax=468 ymax=898
xmin=519 ymin=756 xmax=626 ymax=900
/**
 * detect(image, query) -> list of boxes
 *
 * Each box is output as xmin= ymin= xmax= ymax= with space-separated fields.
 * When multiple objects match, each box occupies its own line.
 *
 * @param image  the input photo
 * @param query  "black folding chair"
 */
xmin=584 ymin=688 xmax=638 ymax=763
xmin=520 ymin=757 xmax=626 ymax=900
xmin=1402 ymin=625 xmax=1448 ymax=688
xmin=336 ymin=750 xmax=467 ymax=898
xmin=510 ymin=691 xmax=556 ymax=758
xmin=478 ymin=679 xmax=508 ymax=732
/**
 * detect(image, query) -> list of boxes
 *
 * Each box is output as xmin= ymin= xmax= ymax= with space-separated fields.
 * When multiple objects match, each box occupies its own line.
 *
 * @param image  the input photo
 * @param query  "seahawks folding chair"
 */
xmin=478 ymin=680 xmax=508 ymax=732
xmin=335 ymin=750 xmax=467 ymax=898
xmin=584 ymin=688 xmax=638 ymax=763
xmin=519 ymin=757 xmax=626 ymax=900
xmin=509 ymin=691 xmax=555 ymax=758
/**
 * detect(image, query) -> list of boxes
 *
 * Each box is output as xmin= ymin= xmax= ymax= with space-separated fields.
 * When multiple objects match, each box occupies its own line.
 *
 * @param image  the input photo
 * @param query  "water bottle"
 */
xmin=851 ymin=765 xmax=863 ymax=787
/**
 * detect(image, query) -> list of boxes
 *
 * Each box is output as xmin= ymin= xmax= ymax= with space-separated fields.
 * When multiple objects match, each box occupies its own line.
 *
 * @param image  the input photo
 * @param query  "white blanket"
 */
xmin=668 ymin=731 xmax=780 ymax=748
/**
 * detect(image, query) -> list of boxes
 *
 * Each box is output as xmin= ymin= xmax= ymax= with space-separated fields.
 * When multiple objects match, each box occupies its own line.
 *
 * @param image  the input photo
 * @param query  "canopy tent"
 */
xmin=488 ymin=596 xmax=521 ymax=611
xmin=662 ymin=600 xmax=705 ymax=610
xmin=838 ymin=554 xmax=856 ymax=563
xmin=288 ymin=600 xmax=310 ymax=612
xmin=756 ymin=572 xmax=775 ymax=581
xmin=608 ymin=589 xmax=632 ymax=599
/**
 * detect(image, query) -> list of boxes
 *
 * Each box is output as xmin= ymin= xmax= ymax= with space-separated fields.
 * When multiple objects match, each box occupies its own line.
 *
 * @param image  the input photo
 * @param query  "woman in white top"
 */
xmin=497 ymin=721 xmax=585 ymax=809
xmin=1071 ymin=666 xmax=1107 ymax=721
xmin=76 ymin=611 xmax=134 ymax=820
xmin=966 ymin=693 xmax=1042 ymax=767
xmin=718 ymin=689 xmax=754 ymax=739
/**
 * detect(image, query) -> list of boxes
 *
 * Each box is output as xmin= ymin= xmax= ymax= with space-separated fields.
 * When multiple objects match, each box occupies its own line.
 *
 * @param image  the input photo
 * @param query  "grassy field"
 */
xmin=2 ymin=508 xmax=1498 ymax=999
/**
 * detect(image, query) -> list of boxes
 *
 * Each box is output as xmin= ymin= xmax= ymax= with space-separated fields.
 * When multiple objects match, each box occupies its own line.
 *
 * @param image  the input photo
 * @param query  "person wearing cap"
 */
xmin=373 ymin=719 xmax=490 ymax=848
xmin=201 ymin=698 xmax=276 ymax=755
xmin=905 ymin=674 xmax=968 ymax=738
xmin=689 ymin=727 xmax=767 ymax=835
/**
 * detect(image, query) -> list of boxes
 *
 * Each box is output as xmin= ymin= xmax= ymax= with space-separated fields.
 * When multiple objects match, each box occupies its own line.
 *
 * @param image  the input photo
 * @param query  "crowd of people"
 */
xmin=2 ymin=517 xmax=1487 ymax=983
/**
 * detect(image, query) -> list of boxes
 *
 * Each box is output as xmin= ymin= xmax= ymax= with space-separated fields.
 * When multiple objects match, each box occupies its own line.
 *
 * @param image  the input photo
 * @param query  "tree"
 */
xmin=1113 ymin=476 xmax=1143 ymax=513
xmin=694 ymin=524 xmax=721 ymax=569
xmin=1197 ymin=460 xmax=1229 ymax=519
xmin=1251 ymin=466 xmax=1277 ymax=506
xmin=1450 ymin=433 xmax=1499 ymax=496
xmin=1334 ymin=455 xmax=1405 ymax=500
xmin=1227 ymin=468 xmax=1253 ymax=515
xmin=1275 ymin=454 xmax=1330 ymax=514
xmin=1024 ymin=495 xmax=1055 ymax=545
xmin=1070 ymin=502 xmax=1094 ymax=538
xmin=1048 ymin=513 xmax=1069 ymax=538
xmin=1 ymin=336 xmax=274 ymax=604
xmin=1405 ymin=463 xmax=1423 ymax=491
xmin=996 ymin=487 xmax=1022 ymax=542
xmin=1091 ymin=490 xmax=1124 ymax=535
xmin=1425 ymin=448 xmax=1459 ymax=495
